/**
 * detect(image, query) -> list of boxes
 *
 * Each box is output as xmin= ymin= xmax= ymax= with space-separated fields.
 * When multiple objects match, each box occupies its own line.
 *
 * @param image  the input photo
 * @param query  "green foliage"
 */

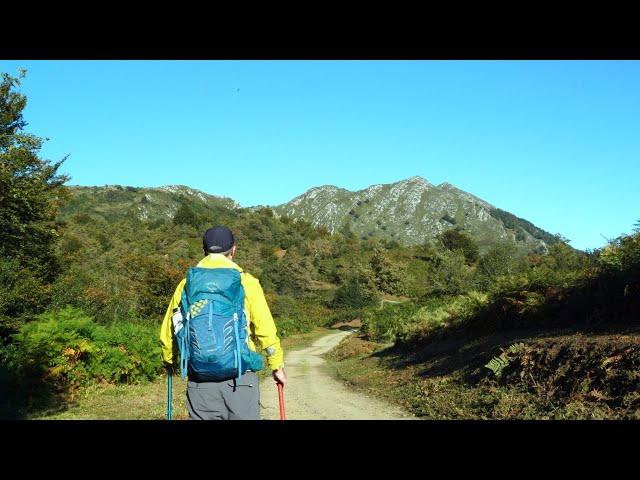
xmin=424 ymin=249 xmax=476 ymax=296
xmin=370 ymin=245 xmax=406 ymax=296
xmin=338 ymin=218 xmax=356 ymax=240
xmin=267 ymin=293 xmax=333 ymax=337
xmin=489 ymin=208 xmax=559 ymax=245
xmin=332 ymin=263 xmax=379 ymax=308
xmin=2 ymin=307 xmax=161 ymax=394
xmin=172 ymin=202 xmax=201 ymax=228
xmin=0 ymin=70 xmax=69 ymax=335
xmin=363 ymin=292 xmax=490 ymax=344
xmin=485 ymin=343 xmax=525 ymax=378
xmin=437 ymin=228 xmax=479 ymax=264
xmin=476 ymin=242 xmax=522 ymax=289
xmin=262 ymin=248 xmax=314 ymax=296
xmin=362 ymin=302 xmax=422 ymax=343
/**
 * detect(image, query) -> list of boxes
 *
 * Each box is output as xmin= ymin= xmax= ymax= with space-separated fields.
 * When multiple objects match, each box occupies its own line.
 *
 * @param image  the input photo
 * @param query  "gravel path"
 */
xmin=259 ymin=330 xmax=415 ymax=420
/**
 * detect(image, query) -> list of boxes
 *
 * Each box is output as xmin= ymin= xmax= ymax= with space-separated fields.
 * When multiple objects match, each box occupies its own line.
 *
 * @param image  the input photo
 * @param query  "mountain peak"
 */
xmin=274 ymin=177 xmax=552 ymax=252
xmin=402 ymin=175 xmax=431 ymax=185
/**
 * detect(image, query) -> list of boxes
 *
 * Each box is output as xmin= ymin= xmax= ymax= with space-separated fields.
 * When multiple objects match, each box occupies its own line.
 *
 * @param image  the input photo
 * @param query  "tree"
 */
xmin=172 ymin=202 xmax=200 ymax=228
xmin=332 ymin=263 xmax=379 ymax=308
xmin=338 ymin=217 xmax=356 ymax=240
xmin=477 ymin=242 xmax=520 ymax=288
xmin=262 ymin=248 xmax=314 ymax=296
xmin=437 ymin=228 xmax=479 ymax=265
xmin=0 ymin=70 xmax=69 ymax=335
xmin=425 ymin=249 xmax=475 ymax=296
xmin=370 ymin=245 xmax=406 ymax=295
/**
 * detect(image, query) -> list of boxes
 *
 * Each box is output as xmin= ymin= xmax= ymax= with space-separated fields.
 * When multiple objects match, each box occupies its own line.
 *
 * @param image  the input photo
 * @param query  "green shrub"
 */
xmin=273 ymin=316 xmax=313 ymax=338
xmin=438 ymin=228 xmax=479 ymax=264
xmin=362 ymin=292 xmax=491 ymax=345
xmin=4 ymin=307 xmax=162 ymax=394
xmin=370 ymin=246 xmax=407 ymax=296
xmin=477 ymin=242 xmax=522 ymax=288
xmin=0 ymin=257 xmax=52 ymax=336
xmin=325 ymin=306 xmax=366 ymax=327
xmin=425 ymin=249 xmax=477 ymax=296
xmin=269 ymin=293 xmax=332 ymax=337
xmin=362 ymin=302 xmax=421 ymax=342
xmin=332 ymin=264 xmax=379 ymax=308
xmin=90 ymin=322 xmax=160 ymax=383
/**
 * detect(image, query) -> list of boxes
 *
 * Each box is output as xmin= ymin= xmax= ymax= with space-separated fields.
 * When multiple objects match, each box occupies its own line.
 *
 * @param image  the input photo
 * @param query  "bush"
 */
xmin=425 ymin=249 xmax=476 ymax=296
xmin=0 ymin=257 xmax=52 ymax=336
xmin=438 ymin=228 xmax=479 ymax=264
xmin=263 ymin=248 xmax=314 ymax=296
xmin=269 ymin=293 xmax=333 ymax=337
xmin=477 ymin=242 xmax=522 ymax=289
xmin=363 ymin=292 xmax=490 ymax=344
xmin=173 ymin=202 xmax=200 ymax=228
xmin=3 ymin=307 xmax=162 ymax=396
xmin=332 ymin=264 xmax=379 ymax=308
xmin=273 ymin=316 xmax=313 ymax=338
xmin=370 ymin=246 xmax=407 ymax=296
xmin=361 ymin=302 xmax=422 ymax=343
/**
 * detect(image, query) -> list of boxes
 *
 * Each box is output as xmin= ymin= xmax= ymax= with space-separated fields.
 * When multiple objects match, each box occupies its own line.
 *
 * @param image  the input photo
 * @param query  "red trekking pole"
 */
xmin=277 ymin=382 xmax=286 ymax=420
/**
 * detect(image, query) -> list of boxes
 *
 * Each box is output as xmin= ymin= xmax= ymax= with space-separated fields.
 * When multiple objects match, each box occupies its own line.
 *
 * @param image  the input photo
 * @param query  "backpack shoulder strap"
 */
xmin=178 ymin=269 xmax=193 ymax=380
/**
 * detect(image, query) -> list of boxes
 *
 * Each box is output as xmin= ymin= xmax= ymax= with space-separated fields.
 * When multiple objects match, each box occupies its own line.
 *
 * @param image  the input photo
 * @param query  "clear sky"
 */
xmin=1 ymin=60 xmax=638 ymax=251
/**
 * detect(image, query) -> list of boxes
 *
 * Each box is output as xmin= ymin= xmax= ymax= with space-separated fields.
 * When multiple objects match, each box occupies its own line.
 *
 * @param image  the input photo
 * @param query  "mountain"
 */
xmin=61 ymin=179 xmax=560 ymax=254
xmin=273 ymin=176 xmax=558 ymax=252
xmin=60 ymin=184 xmax=240 ymax=223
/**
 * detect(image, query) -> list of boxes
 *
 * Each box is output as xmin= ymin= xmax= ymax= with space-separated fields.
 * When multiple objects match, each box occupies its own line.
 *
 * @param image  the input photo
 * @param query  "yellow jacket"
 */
xmin=159 ymin=254 xmax=284 ymax=371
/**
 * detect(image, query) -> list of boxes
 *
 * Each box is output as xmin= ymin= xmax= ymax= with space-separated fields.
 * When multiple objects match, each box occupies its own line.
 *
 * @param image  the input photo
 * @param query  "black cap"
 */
xmin=202 ymin=226 xmax=235 ymax=253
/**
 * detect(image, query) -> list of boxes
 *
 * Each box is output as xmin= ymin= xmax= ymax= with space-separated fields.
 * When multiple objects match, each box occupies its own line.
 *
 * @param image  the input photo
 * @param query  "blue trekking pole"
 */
xmin=167 ymin=366 xmax=173 ymax=420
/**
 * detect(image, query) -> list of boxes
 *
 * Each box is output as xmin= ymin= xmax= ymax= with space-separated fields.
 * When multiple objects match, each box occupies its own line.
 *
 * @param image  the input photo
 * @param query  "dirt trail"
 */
xmin=259 ymin=330 xmax=415 ymax=420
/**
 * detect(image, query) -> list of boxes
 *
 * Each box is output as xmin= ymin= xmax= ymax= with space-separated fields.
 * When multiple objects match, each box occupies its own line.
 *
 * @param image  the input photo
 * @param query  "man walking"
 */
xmin=160 ymin=225 xmax=287 ymax=420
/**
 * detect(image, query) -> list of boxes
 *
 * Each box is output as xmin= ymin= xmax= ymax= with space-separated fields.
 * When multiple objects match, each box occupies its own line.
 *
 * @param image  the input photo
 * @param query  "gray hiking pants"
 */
xmin=186 ymin=371 xmax=260 ymax=420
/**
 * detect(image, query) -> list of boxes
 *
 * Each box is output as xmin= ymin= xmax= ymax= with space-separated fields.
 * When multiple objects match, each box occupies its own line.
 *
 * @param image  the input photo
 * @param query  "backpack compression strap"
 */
xmin=179 ymin=288 xmax=191 ymax=380
xmin=233 ymin=311 xmax=242 ymax=381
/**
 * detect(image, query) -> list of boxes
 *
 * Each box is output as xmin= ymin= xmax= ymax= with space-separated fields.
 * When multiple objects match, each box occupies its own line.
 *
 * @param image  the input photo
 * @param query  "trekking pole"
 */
xmin=167 ymin=367 xmax=173 ymax=420
xmin=277 ymin=382 xmax=286 ymax=420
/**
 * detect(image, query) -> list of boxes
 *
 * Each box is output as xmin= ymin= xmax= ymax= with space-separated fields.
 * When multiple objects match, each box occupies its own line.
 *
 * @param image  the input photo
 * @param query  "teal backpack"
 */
xmin=174 ymin=267 xmax=264 ymax=382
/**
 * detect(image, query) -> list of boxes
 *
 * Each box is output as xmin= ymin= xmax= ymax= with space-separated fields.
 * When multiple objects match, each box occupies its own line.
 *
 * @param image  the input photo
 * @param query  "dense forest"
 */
xmin=1 ymin=70 xmax=638 ymax=419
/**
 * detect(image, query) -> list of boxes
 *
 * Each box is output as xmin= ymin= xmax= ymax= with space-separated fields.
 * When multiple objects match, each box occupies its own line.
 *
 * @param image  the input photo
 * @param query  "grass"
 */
xmin=280 ymin=327 xmax=331 ymax=351
xmin=33 ymin=327 xmax=332 ymax=420
xmin=32 ymin=377 xmax=189 ymax=420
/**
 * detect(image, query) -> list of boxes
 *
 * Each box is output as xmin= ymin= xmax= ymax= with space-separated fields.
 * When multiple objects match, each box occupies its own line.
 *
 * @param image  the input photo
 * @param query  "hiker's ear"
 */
xmin=231 ymin=245 xmax=237 ymax=257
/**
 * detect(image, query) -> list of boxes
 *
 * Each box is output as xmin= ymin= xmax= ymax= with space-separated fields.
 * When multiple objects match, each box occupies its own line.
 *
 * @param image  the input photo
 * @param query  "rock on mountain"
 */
xmin=273 ymin=176 xmax=556 ymax=252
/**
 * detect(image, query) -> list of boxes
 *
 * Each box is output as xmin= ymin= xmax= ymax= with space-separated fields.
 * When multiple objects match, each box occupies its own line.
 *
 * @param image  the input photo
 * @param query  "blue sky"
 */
xmin=1 ymin=60 xmax=638 ymax=251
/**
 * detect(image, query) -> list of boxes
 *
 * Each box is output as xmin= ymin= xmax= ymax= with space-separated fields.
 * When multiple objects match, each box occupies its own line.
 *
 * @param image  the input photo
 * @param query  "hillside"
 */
xmin=60 ymin=184 xmax=240 ymax=223
xmin=328 ymin=228 xmax=640 ymax=419
xmin=4 ymin=181 xmax=637 ymax=420
xmin=273 ymin=176 xmax=558 ymax=252
xmin=51 ymin=184 xmax=349 ymax=327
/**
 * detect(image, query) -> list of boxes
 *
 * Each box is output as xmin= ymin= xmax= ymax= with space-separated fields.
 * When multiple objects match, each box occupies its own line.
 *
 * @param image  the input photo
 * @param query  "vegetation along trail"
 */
xmin=259 ymin=330 xmax=415 ymax=420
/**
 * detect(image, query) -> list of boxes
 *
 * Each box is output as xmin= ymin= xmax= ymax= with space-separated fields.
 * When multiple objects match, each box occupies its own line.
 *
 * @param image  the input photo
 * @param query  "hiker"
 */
xmin=160 ymin=225 xmax=287 ymax=420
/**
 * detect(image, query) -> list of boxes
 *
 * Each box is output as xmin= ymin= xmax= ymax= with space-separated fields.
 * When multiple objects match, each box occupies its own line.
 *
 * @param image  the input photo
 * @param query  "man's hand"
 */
xmin=272 ymin=368 xmax=288 ymax=387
